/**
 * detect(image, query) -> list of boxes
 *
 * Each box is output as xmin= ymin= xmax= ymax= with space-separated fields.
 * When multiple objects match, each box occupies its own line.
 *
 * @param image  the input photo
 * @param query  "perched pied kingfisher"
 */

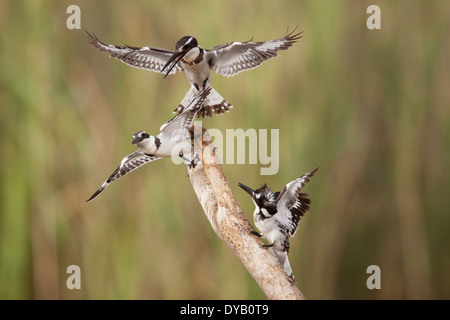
xmin=86 ymin=87 xmax=212 ymax=202
xmin=86 ymin=28 xmax=302 ymax=118
xmin=238 ymin=167 xmax=319 ymax=278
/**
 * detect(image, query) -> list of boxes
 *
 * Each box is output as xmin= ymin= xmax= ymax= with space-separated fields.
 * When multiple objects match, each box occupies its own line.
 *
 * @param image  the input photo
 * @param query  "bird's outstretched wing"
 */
xmin=206 ymin=27 xmax=302 ymax=77
xmin=86 ymin=31 xmax=183 ymax=75
xmin=275 ymin=167 xmax=319 ymax=236
xmin=86 ymin=150 xmax=162 ymax=202
xmin=159 ymin=86 xmax=212 ymax=134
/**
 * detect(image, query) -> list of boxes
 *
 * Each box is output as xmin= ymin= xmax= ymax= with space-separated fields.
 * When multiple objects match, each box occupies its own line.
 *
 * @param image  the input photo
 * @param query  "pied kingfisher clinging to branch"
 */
xmin=86 ymin=87 xmax=212 ymax=202
xmin=86 ymin=28 xmax=302 ymax=118
xmin=238 ymin=167 xmax=319 ymax=278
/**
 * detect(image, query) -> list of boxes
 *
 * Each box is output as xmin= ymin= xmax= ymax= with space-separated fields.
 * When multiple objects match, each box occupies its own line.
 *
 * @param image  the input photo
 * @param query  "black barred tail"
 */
xmin=173 ymin=87 xmax=233 ymax=118
xmin=196 ymin=99 xmax=232 ymax=118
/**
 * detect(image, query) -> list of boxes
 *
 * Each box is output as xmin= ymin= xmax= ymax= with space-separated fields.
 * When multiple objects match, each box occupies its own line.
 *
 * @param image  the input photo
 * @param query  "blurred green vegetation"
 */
xmin=0 ymin=0 xmax=449 ymax=299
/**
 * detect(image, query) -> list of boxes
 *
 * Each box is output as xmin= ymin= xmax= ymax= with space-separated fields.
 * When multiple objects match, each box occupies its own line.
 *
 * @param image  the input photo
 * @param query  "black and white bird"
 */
xmin=238 ymin=167 xmax=318 ymax=278
xmin=86 ymin=87 xmax=212 ymax=202
xmin=86 ymin=28 xmax=302 ymax=118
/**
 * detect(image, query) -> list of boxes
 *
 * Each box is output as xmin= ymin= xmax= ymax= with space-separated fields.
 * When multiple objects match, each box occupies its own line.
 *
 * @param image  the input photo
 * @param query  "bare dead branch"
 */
xmin=187 ymin=126 xmax=306 ymax=300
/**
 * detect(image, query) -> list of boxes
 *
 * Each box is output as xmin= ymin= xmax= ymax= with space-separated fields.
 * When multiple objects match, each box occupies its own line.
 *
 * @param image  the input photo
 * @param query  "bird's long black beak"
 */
xmin=162 ymin=51 xmax=186 ymax=79
xmin=131 ymin=135 xmax=143 ymax=145
xmin=238 ymin=182 xmax=255 ymax=196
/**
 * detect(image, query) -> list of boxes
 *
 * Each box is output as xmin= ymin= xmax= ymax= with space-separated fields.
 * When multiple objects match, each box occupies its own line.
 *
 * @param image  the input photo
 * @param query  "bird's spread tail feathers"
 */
xmin=173 ymin=87 xmax=233 ymax=118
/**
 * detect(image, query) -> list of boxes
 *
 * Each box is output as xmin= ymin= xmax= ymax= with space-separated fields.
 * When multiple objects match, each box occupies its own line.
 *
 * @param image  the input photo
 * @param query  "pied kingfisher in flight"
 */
xmin=86 ymin=28 xmax=302 ymax=118
xmin=238 ymin=167 xmax=318 ymax=278
xmin=86 ymin=87 xmax=212 ymax=202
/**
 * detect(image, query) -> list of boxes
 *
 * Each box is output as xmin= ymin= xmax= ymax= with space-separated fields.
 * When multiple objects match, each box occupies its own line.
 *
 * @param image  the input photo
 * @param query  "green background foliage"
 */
xmin=0 ymin=0 xmax=449 ymax=299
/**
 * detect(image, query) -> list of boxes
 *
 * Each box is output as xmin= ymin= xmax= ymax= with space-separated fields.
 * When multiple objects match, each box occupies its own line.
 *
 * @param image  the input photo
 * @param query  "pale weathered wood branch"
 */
xmin=187 ymin=126 xmax=306 ymax=300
